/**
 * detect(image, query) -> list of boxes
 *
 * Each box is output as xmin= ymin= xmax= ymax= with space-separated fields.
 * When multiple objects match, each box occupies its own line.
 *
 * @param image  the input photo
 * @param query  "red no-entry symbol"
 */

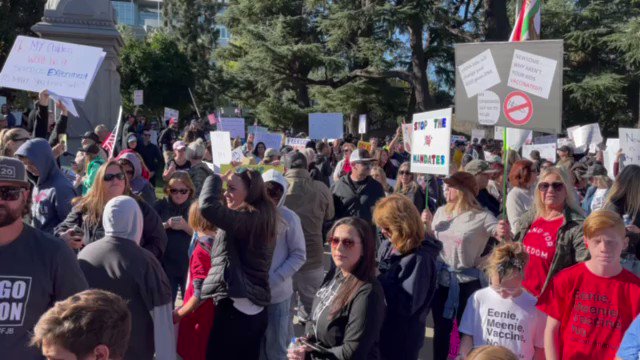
xmin=503 ymin=91 xmax=533 ymax=126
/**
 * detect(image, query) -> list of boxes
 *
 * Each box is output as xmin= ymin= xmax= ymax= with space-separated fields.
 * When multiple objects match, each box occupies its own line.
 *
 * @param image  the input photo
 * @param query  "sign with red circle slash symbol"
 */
xmin=503 ymin=91 xmax=533 ymax=126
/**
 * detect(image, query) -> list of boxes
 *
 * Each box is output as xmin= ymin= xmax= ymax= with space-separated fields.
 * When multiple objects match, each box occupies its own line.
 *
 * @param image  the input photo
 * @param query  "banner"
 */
xmin=209 ymin=131 xmax=232 ymax=165
xmin=471 ymin=129 xmax=486 ymax=142
xmin=309 ymin=113 xmax=343 ymax=139
xmin=164 ymin=107 xmax=179 ymax=122
xmin=254 ymin=132 xmax=283 ymax=151
xmin=218 ymin=118 xmax=246 ymax=139
xmin=410 ymin=108 xmax=452 ymax=175
xmin=286 ymin=138 xmax=310 ymax=151
xmin=358 ymin=114 xmax=367 ymax=134
xmin=0 ymin=36 xmax=106 ymax=101
xmin=523 ymin=143 xmax=557 ymax=163
xmin=619 ymin=128 xmax=640 ymax=166
xmin=401 ymin=124 xmax=413 ymax=152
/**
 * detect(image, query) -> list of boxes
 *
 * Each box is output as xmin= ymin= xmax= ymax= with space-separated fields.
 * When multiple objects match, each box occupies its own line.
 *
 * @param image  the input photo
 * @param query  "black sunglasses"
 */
xmin=103 ymin=173 xmax=125 ymax=182
xmin=170 ymin=189 xmax=189 ymax=195
xmin=398 ymin=170 xmax=412 ymax=176
xmin=538 ymin=182 xmax=564 ymax=192
xmin=0 ymin=186 xmax=25 ymax=201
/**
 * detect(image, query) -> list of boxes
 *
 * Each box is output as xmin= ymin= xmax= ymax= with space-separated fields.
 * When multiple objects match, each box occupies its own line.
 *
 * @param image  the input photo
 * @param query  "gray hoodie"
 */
xmin=262 ymin=169 xmax=306 ymax=304
xmin=118 ymin=152 xmax=157 ymax=205
xmin=15 ymin=138 xmax=76 ymax=233
xmin=103 ymin=195 xmax=144 ymax=243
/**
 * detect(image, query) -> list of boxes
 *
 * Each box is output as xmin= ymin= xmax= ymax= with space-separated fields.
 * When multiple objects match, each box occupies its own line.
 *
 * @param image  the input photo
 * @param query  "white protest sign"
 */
xmin=149 ymin=130 xmax=158 ymax=145
xmin=619 ymin=128 xmax=640 ymax=166
xmin=523 ymin=143 xmax=557 ymax=163
xmin=603 ymin=138 xmax=619 ymax=180
xmin=49 ymin=91 xmax=78 ymax=117
xmin=231 ymin=147 xmax=245 ymax=163
xmin=506 ymin=127 xmax=533 ymax=151
xmin=507 ymin=50 xmax=558 ymax=99
xmin=218 ymin=117 xmax=246 ymax=139
xmin=471 ymin=129 xmax=485 ymax=142
xmin=571 ymin=123 xmax=603 ymax=150
xmin=0 ymin=36 xmax=106 ymax=101
xmin=457 ymin=49 xmax=500 ymax=98
xmin=248 ymin=125 xmax=268 ymax=134
xmin=134 ymin=90 xmax=143 ymax=106
xmin=410 ymin=108 xmax=452 ymax=175
xmin=209 ymin=131 xmax=232 ymax=165
xmin=309 ymin=113 xmax=343 ymax=139
xmin=401 ymin=124 xmax=413 ymax=153
xmin=494 ymin=126 xmax=504 ymax=140
xmin=477 ymin=91 xmax=501 ymax=125
xmin=286 ymin=138 xmax=310 ymax=151
xmin=164 ymin=107 xmax=179 ymax=122
xmin=254 ymin=132 xmax=283 ymax=151
xmin=358 ymin=114 xmax=367 ymax=134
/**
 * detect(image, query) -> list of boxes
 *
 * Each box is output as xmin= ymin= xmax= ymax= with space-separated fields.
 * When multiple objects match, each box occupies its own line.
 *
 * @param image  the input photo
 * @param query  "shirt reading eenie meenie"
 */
xmin=537 ymin=263 xmax=640 ymax=360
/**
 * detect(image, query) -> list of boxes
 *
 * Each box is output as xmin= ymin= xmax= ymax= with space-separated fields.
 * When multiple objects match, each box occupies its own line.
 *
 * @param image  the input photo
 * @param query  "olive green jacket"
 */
xmin=513 ymin=207 xmax=588 ymax=295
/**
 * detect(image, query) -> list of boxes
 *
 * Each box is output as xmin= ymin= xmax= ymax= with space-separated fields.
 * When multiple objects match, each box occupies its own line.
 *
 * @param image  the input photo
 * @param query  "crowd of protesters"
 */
xmin=3 ymin=89 xmax=640 ymax=360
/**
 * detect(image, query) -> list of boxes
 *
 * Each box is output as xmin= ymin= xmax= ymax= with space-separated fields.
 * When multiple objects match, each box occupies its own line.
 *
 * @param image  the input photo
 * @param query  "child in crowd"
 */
xmin=458 ymin=242 xmax=545 ymax=360
xmin=537 ymin=209 xmax=640 ymax=360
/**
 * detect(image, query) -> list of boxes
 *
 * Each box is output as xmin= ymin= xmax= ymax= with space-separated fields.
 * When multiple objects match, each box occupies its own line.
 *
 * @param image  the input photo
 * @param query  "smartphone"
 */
xmin=299 ymin=338 xmax=329 ymax=353
xmin=170 ymin=216 xmax=182 ymax=223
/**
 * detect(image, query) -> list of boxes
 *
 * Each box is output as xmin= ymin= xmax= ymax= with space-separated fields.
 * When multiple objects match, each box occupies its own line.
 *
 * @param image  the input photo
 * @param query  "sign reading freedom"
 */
xmin=0 ymin=36 xmax=106 ymax=101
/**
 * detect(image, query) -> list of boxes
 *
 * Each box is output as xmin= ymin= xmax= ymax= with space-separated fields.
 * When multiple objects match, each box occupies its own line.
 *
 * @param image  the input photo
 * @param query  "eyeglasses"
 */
xmin=398 ymin=170 xmax=411 ymax=176
xmin=356 ymin=162 xmax=372 ymax=169
xmin=12 ymin=137 xmax=29 ymax=142
xmin=103 ymin=173 xmax=125 ymax=182
xmin=538 ymin=182 xmax=564 ymax=192
xmin=329 ymin=236 xmax=360 ymax=249
xmin=0 ymin=187 xmax=24 ymax=201
xmin=342 ymin=148 xmax=352 ymax=152
xmin=170 ymin=188 xmax=189 ymax=195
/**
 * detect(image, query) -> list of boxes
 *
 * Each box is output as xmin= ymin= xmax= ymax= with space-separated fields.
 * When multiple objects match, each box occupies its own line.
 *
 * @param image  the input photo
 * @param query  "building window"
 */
xmin=112 ymin=1 xmax=137 ymax=26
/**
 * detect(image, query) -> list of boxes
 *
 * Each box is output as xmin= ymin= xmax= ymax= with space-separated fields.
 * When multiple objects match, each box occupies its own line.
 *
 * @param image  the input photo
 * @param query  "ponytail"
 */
xmin=484 ymin=242 xmax=528 ymax=282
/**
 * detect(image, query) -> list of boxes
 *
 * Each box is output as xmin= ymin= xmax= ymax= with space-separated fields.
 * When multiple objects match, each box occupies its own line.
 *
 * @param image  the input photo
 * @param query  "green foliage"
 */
xmin=119 ymin=31 xmax=194 ymax=116
xmin=0 ymin=1 xmax=46 ymax=69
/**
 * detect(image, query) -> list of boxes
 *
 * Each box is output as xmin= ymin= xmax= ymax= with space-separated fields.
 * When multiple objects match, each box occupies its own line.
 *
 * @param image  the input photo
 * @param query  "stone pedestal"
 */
xmin=32 ymin=0 xmax=123 ymax=137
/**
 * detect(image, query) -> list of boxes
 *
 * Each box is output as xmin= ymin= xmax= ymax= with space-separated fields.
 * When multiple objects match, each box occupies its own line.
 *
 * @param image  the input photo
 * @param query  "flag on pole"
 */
xmin=105 ymin=106 xmax=123 ymax=159
xmin=208 ymin=113 xmax=218 ymax=125
xmin=509 ymin=0 xmax=541 ymax=42
xmin=102 ymin=131 xmax=116 ymax=154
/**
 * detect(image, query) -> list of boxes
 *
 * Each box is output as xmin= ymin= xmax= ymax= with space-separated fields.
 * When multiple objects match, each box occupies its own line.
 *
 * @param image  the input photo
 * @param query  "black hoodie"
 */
xmin=377 ymin=237 xmax=443 ymax=360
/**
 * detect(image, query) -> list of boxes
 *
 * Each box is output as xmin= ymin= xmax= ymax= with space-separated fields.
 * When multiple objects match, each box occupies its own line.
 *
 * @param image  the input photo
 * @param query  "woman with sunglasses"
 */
xmin=373 ymin=195 xmax=441 ymax=360
xmin=288 ymin=217 xmax=386 ymax=360
xmin=198 ymin=169 xmax=278 ymax=359
xmin=332 ymin=142 xmax=356 ymax=182
xmin=513 ymin=167 xmax=586 ymax=298
xmin=0 ymin=128 xmax=30 ymax=157
xmin=423 ymin=171 xmax=509 ymax=360
xmin=394 ymin=162 xmax=427 ymax=213
xmin=55 ymin=160 xmax=167 ymax=260
xmin=154 ymin=172 xmax=195 ymax=304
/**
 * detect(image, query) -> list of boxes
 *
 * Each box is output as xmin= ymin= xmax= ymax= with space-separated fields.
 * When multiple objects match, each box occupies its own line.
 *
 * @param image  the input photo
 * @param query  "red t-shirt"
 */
xmin=522 ymin=216 xmax=564 ymax=297
xmin=537 ymin=263 xmax=640 ymax=360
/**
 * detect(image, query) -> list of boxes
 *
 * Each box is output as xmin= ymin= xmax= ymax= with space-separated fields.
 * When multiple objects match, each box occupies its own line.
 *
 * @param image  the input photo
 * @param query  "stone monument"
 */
xmin=32 ymin=0 xmax=123 ymax=137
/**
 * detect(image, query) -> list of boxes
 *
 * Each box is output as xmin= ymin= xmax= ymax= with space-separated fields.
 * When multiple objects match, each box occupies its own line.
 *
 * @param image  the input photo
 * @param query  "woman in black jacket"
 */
xmin=154 ymin=172 xmax=194 ymax=304
xmin=373 ymin=194 xmax=442 ymax=360
xmin=394 ymin=162 xmax=427 ymax=213
xmin=198 ymin=169 xmax=278 ymax=360
xmin=55 ymin=160 xmax=167 ymax=260
xmin=288 ymin=217 xmax=386 ymax=360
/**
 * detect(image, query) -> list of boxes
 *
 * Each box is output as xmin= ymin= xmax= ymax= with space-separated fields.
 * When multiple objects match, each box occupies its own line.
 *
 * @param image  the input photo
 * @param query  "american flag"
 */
xmin=208 ymin=113 xmax=218 ymax=125
xmin=102 ymin=131 xmax=116 ymax=157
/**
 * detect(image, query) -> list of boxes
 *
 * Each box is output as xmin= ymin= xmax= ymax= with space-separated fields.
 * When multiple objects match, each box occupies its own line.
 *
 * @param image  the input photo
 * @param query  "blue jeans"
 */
xmin=260 ymin=297 xmax=293 ymax=360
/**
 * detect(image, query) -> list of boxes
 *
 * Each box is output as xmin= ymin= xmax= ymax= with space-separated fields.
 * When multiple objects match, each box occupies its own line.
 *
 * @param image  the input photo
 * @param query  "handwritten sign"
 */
xmin=457 ymin=49 xmax=501 ymax=98
xmin=286 ymin=137 xmax=309 ymax=151
xmin=218 ymin=117 xmax=246 ymax=139
xmin=478 ymin=91 xmax=501 ymax=125
xmin=507 ymin=50 xmax=558 ymax=99
xmin=358 ymin=114 xmax=367 ymax=134
xmin=620 ymin=128 xmax=640 ymax=166
xmin=309 ymin=113 xmax=343 ymax=139
xmin=410 ymin=108 xmax=452 ymax=175
xmin=164 ymin=107 xmax=179 ymax=122
xmin=209 ymin=131 xmax=232 ymax=165
xmin=133 ymin=90 xmax=143 ymax=106
xmin=570 ymin=123 xmax=602 ymax=152
xmin=0 ymin=36 xmax=106 ymax=101
xmin=254 ymin=132 xmax=283 ymax=151
xmin=401 ymin=124 xmax=413 ymax=152
xmin=523 ymin=143 xmax=557 ymax=163
xmin=231 ymin=147 xmax=245 ymax=163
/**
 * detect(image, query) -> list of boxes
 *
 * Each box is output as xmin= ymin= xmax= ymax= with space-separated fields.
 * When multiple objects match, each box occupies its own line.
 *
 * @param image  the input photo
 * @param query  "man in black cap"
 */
xmin=0 ymin=156 xmax=87 ymax=360
xmin=81 ymin=131 xmax=107 ymax=160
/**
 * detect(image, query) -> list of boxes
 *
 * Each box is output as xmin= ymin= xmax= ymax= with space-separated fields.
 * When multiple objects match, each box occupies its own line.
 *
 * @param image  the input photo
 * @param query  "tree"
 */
xmin=0 ymin=0 xmax=46 ymax=69
xmin=119 ymin=30 xmax=195 ymax=116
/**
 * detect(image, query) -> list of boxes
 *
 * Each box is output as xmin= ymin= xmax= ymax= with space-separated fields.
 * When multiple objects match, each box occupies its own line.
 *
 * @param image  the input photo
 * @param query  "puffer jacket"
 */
xmin=513 ymin=207 xmax=588 ymax=295
xmin=331 ymin=175 xmax=385 ymax=223
xmin=199 ymin=175 xmax=275 ymax=307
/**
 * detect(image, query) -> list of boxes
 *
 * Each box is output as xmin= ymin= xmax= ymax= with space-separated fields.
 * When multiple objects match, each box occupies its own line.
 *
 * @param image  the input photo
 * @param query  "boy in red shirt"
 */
xmin=537 ymin=209 xmax=640 ymax=360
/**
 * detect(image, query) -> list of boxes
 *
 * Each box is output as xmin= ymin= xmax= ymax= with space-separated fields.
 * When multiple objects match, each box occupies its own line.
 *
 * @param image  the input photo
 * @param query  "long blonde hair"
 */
xmin=394 ymin=162 xmax=419 ymax=195
xmin=606 ymin=165 xmax=640 ymax=221
xmin=444 ymin=186 xmax=482 ymax=215
xmin=72 ymin=160 xmax=131 ymax=227
xmin=533 ymin=166 xmax=584 ymax=218
xmin=370 ymin=166 xmax=391 ymax=192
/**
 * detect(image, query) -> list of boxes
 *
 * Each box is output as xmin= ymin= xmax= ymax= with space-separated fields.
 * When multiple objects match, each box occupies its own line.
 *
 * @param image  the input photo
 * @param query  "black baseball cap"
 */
xmin=81 ymin=131 xmax=99 ymax=143
xmin=78 ymin=144 xmax=101 ymax=155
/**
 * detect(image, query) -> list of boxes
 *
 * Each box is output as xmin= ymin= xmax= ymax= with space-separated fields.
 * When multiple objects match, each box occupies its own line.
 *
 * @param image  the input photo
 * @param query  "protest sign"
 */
xmin=494 ymin=126 xmax=504 ymax=140
xmin=254 ymin=132 xmax=283 ymax=151
xmin=410 ymin=108 xmax=452 ymax=175
xmin=455 ymin=40 xmax=563 ymax=133
xmin=286 ymin=138 xmax=310 ymax=151
xmin=220 ymin=164 xmax=285 ymax=175
xmin=0 ymin=36 xmax=106 ymax=101
xmin=619 ymin=128 xmax=640 ymax=166
xmin=401 ymin=124 xmax=413 ymax=153
xmin=506 ymin=127 xmax=532 ymax=151
xmin=534 ymin=134 xmax=557 ymax=145
xmin=358 ymin=114 xmax=367 ymax=134
xmin=49 ymin=91 xmax=78 ymax=117
xmin=309 ymin=113 xmax=343 ymax=139
xmin=209 ymin=131 xmax=232 ymax=165
xmin=570 ymin=123 xmax=603 ymax=152
xmin=164 ymin=107 xmax=179 ymax=122
xmin=133 ymin=90 xmax=143 ymax=106
xmin=358 ymin=141 xmax=372 ymax=152
xmin=523 ymin=143 xmax=557 ymax=163
xmin=604 ymin=138 xmax=619 ymax=180
xmin=248 ymin=125 xmax=268 ymax=135
xmin=471 ymin=129 xmax=485 ymax=142
xmin=231 ymin=147 xmax=245 ymax=163
xmin=218 ymin=118 xmax=246 ymax=139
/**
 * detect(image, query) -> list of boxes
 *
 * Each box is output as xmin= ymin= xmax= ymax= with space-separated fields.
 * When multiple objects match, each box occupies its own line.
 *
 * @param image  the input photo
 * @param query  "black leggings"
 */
xmin=431 ymin=280 xmax=482 ymax=360
xmin=206 ymin=298 xmax=268 ymax=360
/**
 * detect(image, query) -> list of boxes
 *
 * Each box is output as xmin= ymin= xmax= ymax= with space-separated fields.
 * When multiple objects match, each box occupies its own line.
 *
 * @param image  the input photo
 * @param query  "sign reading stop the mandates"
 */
xmin=503 ymin=91 xmax=533 ymax=126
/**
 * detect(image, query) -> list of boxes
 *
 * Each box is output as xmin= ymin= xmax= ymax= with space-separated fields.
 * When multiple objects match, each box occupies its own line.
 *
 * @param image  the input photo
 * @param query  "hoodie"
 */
xmin=119 ymin=152 xmax=157 ymax=205
xmin=15 ymin=138 xmax=76 ymax=234
xmin=261 ymin=170 xmax=306 ymax=304
xmin=78 ymin=196 xmax=175 ymax=360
